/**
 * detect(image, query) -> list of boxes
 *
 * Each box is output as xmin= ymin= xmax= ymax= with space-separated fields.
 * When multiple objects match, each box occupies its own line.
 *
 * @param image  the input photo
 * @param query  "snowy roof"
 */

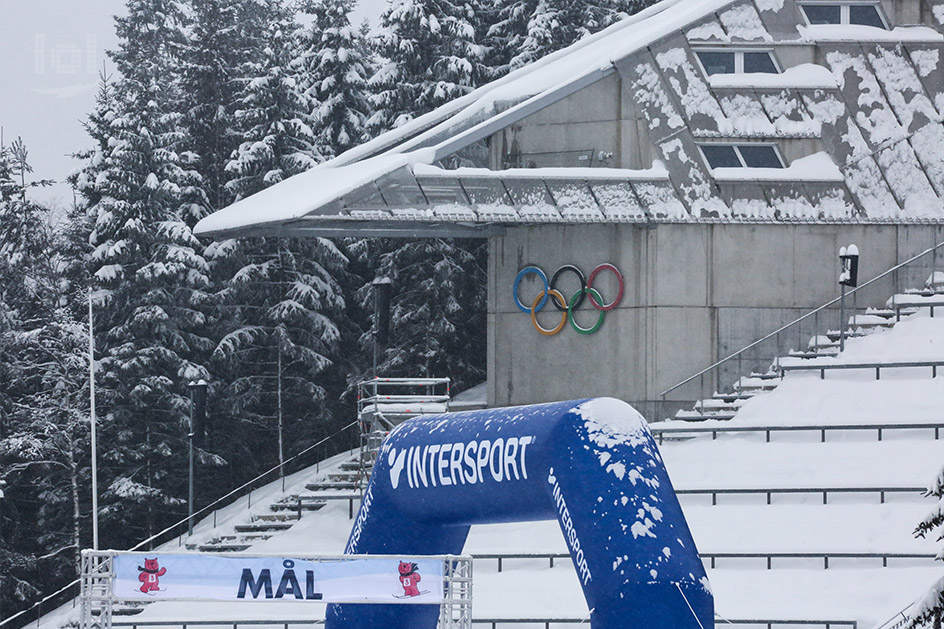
xmin=195 ymin=0 xmax=944 ymax=238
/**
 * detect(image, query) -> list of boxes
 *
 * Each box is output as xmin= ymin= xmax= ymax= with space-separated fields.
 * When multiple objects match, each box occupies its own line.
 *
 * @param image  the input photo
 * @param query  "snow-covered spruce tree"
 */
xmin=226 ymin=0 xmax=319 ymax=196
xmin=210 ymin=238 xmax=348 ymax=478
xmin=487 ymin=0 xmax=657 ymax=74
xmin=367 ymin=0 xmax=485 ymax=134
xmin=178 ymin=0 xmax=258 ymax=213
xmin=212 ymin=0 xmax=348 ymax=478
xmin=908 ymin=464 xmax=944 ymax=628
xmin=296 ymin=0 xmax=372 ymax=159
xmin=75 ymin=0 xmax=214 ymax=546
xmin=349 ymin=238 xmax=486 ymax=393
xmin=0 ymin=139 xmax=90 ymax=617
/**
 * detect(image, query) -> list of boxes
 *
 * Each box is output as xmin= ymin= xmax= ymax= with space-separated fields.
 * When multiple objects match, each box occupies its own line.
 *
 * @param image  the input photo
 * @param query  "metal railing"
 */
xmin=779 ymin=360 xmax=944 ymax=379
xmin=469 ymin=551 xmax=935 ymax=572
xmin=677 ymin=486 xmax=926 ymax=505
xmin=650 ymin=421 xmax=944 ymax=443
xmin=0 ymin=421 xmax=359 ymax=629
xmin=873 ymin=602 xmax=915 ymax=629
xmin=471 ymin=619 xmax=857 ymax=629
xmin=659 ymin=237 xmax=944 ymax=415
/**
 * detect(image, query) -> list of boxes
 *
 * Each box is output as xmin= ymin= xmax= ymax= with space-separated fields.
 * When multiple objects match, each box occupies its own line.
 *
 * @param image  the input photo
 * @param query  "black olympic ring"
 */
xmin=513 ymin=264 xmax=624 ymax=335
xmin=549 ymin=265 xmax=587 ymax=311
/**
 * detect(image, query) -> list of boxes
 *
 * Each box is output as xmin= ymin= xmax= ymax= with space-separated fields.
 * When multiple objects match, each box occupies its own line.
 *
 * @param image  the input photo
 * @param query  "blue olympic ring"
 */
xmin=513 ymin=266 xmax=549 ymax=313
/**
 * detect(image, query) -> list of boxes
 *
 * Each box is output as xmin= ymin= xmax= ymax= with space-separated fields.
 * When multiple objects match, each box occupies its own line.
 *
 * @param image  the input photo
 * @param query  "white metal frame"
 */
xmin=357 ymin=377 xmax=451 ymax=480
xmin=80 ymin=550 xmax=472 ymax=629
xmin=80 ymin=551 xmax=114 ymax=629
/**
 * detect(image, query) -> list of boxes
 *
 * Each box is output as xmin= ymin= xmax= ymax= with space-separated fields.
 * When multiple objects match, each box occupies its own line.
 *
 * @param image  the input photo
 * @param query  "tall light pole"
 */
xmin=89 ymin=290 xmax=99 ymax=550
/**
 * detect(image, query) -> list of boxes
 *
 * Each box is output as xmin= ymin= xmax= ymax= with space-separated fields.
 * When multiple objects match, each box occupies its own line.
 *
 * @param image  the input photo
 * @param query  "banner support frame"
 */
xmin=79 ymin=550 xmax=472 ymax=629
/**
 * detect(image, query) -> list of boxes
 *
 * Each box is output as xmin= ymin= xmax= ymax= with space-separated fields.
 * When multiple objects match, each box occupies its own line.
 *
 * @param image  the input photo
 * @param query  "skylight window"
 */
xmin=695 ymin=50 xmax=779 ymax=76
xmin=700 ymin=144 xmax=785 ymax=169
xmin=799 ymin=3 xmax=888 ymax=29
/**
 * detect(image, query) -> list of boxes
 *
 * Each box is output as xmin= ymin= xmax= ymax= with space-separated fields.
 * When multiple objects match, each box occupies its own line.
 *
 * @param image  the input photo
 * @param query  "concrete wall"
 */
xmin=487 ymin=223 xmax=944 ymax=419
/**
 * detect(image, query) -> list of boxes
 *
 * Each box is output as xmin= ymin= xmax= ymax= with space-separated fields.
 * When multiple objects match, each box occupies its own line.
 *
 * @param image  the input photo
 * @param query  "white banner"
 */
xmin=113 ymin=554 xmax=444 ymax=604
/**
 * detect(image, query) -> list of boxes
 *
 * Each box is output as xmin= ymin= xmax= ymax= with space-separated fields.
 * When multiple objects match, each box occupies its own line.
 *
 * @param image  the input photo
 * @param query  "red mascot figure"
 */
xmin=397 ymin=561 xmax=422 ymax=597
xmin=138 ymin=558 xmax=166 ymax=594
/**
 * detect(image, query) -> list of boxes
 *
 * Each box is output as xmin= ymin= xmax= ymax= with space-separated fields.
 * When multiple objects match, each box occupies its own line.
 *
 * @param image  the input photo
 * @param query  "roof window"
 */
xmin=799 ymin=3 xmax=888 ymax=29
xmin=700 ymin=144 xmax=785 ymax=169
xmin=695 ymin=50 xmax=779 ymax=76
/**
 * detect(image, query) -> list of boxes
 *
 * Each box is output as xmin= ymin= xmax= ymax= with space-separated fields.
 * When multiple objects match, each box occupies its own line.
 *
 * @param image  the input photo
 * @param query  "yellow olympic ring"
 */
xmin=531 ymin=289 xmax=568 ymax=336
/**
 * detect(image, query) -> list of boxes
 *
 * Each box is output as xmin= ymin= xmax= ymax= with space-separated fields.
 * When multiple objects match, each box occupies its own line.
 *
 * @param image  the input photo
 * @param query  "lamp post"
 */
xmin=187 ymin=380 xmax=208 ymax=536
xmin=88 ymin=290 xmax=99 ymax=550
xmin=371 ymin=277 xmax=392 ymax=378
xmin=838 ymin=245 xmax=860 ymax=352
xmin=0 ymin=478 xmax=5 ymax=621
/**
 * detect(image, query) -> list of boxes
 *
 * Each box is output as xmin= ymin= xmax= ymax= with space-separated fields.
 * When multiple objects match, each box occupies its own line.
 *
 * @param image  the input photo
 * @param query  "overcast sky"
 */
xmin=0 ymin=0 xmax=126 ymax=208
xmin=0 ymin=0 xmax=385 ymax=210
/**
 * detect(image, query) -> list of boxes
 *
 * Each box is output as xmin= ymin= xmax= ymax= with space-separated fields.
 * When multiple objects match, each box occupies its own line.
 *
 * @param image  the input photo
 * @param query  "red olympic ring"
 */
xmin=587 ymin=263 xmax=624 ymax=311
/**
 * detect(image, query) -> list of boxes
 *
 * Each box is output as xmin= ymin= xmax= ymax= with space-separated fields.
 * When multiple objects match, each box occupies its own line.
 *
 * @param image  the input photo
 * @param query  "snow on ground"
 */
xmin=661 ymin=438 xmax=941 ymax=489
xmin=37 ymin=304 xmax=944 ymax=629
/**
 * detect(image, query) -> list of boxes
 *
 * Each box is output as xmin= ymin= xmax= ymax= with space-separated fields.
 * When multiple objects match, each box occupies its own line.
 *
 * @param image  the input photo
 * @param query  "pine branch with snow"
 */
xmin=296 ymin=0 xmax=373 ymax=158
xmin=907 ymin=464 xmax=944 ymax=628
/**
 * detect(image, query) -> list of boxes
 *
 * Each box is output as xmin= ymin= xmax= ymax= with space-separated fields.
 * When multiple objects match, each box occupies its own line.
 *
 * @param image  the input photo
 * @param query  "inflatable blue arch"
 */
xmin=326 ymin=397 xmax=713 ymax=628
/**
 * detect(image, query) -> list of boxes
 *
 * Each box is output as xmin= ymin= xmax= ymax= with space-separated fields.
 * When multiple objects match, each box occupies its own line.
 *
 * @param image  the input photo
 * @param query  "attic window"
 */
xmin=695 ymin=50 xmax=779 ymax=76
xmin=700 ymin=144 xmax=785 ymax=169
xmin=799 ymin=3 xmax=888 ymax=29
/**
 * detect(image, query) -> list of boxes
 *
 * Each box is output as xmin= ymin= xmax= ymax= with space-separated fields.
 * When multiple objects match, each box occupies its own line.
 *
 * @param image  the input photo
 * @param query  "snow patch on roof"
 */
xmin=195 ymin=153 xmax=416 ymax=234
xmin=412 ymin=162 xmax=670 ymax=180
xmin=718 ymin=3 xmax=772 ymax=42
xmin=753 ymin=0 xmax=784 ymax=12
xmin=799 ymin=24 xmax=944 ymax=43
xmin=709 ymin=64 xmax=839 ymax=90
xmin=711 ymin=152 xmax=843 ymax=182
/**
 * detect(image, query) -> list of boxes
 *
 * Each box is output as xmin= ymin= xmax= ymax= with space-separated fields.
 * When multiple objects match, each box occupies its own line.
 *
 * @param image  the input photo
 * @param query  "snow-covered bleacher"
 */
xmin=30 ymin=281 xmax=944 ymax=629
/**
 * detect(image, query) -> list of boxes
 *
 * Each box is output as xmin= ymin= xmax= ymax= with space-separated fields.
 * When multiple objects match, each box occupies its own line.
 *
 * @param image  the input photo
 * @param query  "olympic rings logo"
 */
xmin=513 ymin=264 xmax=624 ymax=335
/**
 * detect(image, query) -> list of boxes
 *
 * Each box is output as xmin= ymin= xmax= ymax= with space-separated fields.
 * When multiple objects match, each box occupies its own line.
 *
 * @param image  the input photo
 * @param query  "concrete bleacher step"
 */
xmin=93 ymin=606 xmax=145 ymax=617
xmin=327 ymin=471 xmax=359 ymax=483
xmin=733 ymin=375 xmax=781 ymax=394
xmin=824 ymin=329 xmax=870 ymax=343
xmin=675 ymin=400 xmax=739 ymax=421
xmin=197 ymin=542 xmax=253 ymax=552
xmin=270 ymin=495 xmax=329 ymax=512
xmin=234 ymin=521 xmax=295 ymax=533
xmin=251 ymin=513 xmax=299 ymax=523
xmin=674 ymin=410 xmax=737 ymax=422
xmin=339 ymin=460 xmax=362 ymax=471
xmin=712 ymin=391 xmax=757 ymax=402
xmin=305 ymin=481 xmax=360 ymax=492
xmin=215 ymin=533 xmax=275 ymax=543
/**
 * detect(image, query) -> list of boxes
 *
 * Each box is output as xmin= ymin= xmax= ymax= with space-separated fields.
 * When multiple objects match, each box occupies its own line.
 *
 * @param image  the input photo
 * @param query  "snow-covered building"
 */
xmin=196 ymin=0 xmax=944 ymax=418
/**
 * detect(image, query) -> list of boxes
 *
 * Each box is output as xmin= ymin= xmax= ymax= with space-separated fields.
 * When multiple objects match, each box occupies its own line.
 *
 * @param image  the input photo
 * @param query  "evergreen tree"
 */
xmin=296 ymin=0 xmax=372 ymax=159
xmin=909 ymin=464 xmax=944 ymax=628
xmin=487 ymin=0 xmax=657 ymax=75
xmin=213 ymin=0 xmax=348 ymax=477
xmin=349 ymin=238 xmax=486 ymax=393
xmin=367 ymin=0 xmax=484 ymax=134
xmin=179 ymin=0 xmax=253 ymax=213
xmin=0 ymin=138 xmax=89 ymax=618
xmin=74 ymin=0 xmax=214 ymax=546
xmin=211 ymin=238 xmax=348 ymax=476
xmin=226 ymin=0 xmax=318 ymax=198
